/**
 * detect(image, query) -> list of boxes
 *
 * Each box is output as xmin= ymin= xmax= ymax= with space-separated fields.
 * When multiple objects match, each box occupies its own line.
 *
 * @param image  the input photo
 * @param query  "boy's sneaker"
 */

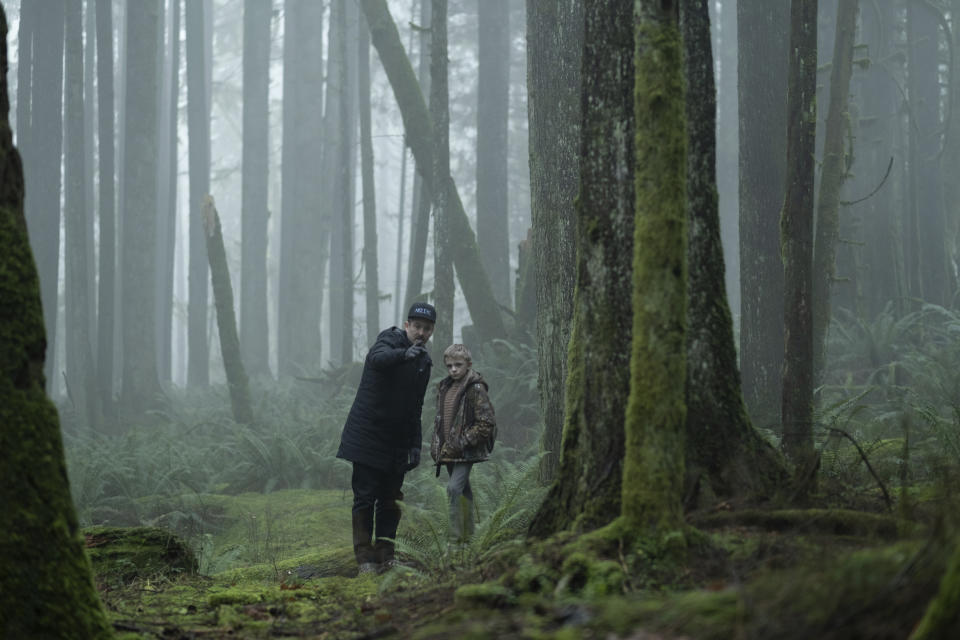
xmin=357 ymin=562 xmax=379 ymax=575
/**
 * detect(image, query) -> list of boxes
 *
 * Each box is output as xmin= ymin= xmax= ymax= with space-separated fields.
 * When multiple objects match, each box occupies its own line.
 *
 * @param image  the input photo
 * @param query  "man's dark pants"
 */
xmin=351 ymin=462 xmax=404 ymax=564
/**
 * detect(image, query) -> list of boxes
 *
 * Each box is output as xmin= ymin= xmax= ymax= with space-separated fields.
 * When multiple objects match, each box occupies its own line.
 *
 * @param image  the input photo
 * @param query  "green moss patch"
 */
xmin=84 ymin=525 xmax=197 ymax=585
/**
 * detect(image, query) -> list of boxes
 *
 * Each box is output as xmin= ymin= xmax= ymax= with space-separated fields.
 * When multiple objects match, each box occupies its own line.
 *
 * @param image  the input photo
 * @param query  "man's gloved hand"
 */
xmin=404 ymin=344 xmax=427 ymax=361
xmin=405 ymin=446 xmax=421 ymax=471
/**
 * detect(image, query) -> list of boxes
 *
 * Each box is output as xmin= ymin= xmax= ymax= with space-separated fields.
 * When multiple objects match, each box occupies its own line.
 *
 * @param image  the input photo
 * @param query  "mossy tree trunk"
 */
xmin=0 ymin=5 xmax=112 ymax=632
xmin=203 ymin=197 xmax=254 ymax=424
xmin=64 ymin=0 xmax=99 ymax=429
xmin=528 ymin=0 xmax=635 ymax=537
xmin=812 ymin=0 xmax=858 ymax=378
xmin=360 ymin=0 xmax=506 ymax=342
xmin=780 ymin=0 xmax=818 ymax=478
xmin=527 ymin=0 xmax=582 ymax=484
xmin=909 ymin=539 xmax=960 ymax=639
xmin=431 ymin=0 xmax=454 ymax=350
xmin=620 ymin=0 xmax=686 ymax=534
xmin=737 ymin=0 xmax=789 ymax=431
xmin=680 ymin=0 xmax=787 ymax=504
xmin=358 ymin=13 xmax=380 ymax=346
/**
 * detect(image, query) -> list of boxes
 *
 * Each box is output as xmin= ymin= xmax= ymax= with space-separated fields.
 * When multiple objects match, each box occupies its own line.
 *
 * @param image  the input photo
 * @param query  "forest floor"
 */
xmin=90 ymin=488 xmax=950 ymax=639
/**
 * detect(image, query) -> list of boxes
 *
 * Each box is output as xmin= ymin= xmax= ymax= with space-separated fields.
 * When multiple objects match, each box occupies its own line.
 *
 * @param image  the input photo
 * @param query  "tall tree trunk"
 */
xmin=121 ymin=0 xmax=163 ymax=416
xmin=278 ymin=0 xmax=324 ymax=376
xmin=203 ymin=197 xmax=254 ymax=424
xmin=477 ymin=0 xmax=511 ymax=307
xmin=812 ymin=0 xmax=858 ymax=377
xmin=680 ymin=0 xmax=787 ymax=504
xmin=338 ymin=0 xmax=358 ymax=363
xmin=157 ymin=0 xmax=180 ymax=384
xmin=360 ymin=0 xmax=507 ymax=342
xmin=95 ymin=0 xmax=117 ymax=414
xmin=738 ymin=0 xmax=788 ymax=431
xmin=324 ymin=0 xmax=347 ymax=363
xmin=327 ymin=0 xmax=358 ymax=364
xmin=621 ymin=0 xmax=686 ymax=535
xmin=907 ymin=2 xmax=948 ymax=306
xmin=713 ymin=0 xmax=739 ymax=315
xmin=943 ymin=0 xmax=960 ymax=296
xmin=0 ymin=4 xmax=112 ymax=630
xmin=186 ymin=0 xmax=210 ymax=386
xmin=528 ymin=0 xmax=634 ymax=537
xmin=359 ymin=13 xmax=380 ymax=345
xmin=527 ymin=0 xmax=582 ymax=484
xmin=780 ymin=0 xmax=818 ymax=479
xmin=405 ymin=0 xmax=431 ymax=311
xmin=28 ymin=0 xmax=65 ymax=390
xmin=64 ymin=0 xmax=98 ymax=429
xmin=84 ymin=0 xmax=97 ymax=345
xmin=854 ymin=1 xmax=901 ymax=318
xmin=240 ymin=0 xmax=272 ymax=377
xmin=431 ymin=0 xmax=454 ymax=350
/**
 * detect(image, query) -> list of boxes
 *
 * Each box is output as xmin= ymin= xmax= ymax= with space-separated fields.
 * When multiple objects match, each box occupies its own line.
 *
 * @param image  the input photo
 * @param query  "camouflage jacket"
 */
xmin=430 ymin=370 xmax=496 ymax=464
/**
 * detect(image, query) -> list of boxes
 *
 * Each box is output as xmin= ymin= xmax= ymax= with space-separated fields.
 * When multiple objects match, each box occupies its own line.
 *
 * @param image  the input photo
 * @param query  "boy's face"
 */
xmin=445 ymin=357 xmax=470 ymax=381
xmin=404 ymin=318 xmax=435 ymax=345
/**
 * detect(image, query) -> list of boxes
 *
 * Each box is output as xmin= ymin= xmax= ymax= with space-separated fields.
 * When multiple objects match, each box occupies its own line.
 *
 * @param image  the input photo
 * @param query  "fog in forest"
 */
xmin=12 ymin=0 xmax=960 ymax=635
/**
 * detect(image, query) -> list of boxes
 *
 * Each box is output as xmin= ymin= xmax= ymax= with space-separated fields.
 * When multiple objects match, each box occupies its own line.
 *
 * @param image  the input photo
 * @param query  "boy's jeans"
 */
xmin=447 ymin=462 xmax=474 ymax=541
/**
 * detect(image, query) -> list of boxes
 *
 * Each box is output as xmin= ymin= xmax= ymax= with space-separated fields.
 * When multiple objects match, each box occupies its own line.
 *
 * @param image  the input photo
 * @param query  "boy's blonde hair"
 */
xmin=443 ymin=343 xmax=472 ymax=364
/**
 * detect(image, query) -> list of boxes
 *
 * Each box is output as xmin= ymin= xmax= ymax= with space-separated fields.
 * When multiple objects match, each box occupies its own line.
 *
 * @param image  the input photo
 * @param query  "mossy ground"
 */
xmin=90 ymin=488 xmax=953 ymax=639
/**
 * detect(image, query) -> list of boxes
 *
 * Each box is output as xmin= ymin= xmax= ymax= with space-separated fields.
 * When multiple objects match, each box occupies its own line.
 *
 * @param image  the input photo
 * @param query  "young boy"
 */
xmin=430 ymin=344 xmax=496 ymax=541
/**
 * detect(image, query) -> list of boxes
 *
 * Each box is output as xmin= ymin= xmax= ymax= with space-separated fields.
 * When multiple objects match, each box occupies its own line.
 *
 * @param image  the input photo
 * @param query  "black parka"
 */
xmin=336 ymin=327 xmax=432 ymax=472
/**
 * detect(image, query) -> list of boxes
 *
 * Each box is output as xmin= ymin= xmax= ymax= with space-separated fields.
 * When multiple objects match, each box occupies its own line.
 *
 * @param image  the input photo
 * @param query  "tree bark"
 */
xmin=780 ymin=0 xmax=818 ymax=478
xmin=405 ymin=0 xmax=431 ymax=312
xmin=157 ymin=0 xmax=180 ymax=384
xmin=528 ymin=0 xmax=634 ymax=537
xmin=0 ymin=5 xmax=112 ymax=629
xmin=95 ymin=0 xmax=117 ymax=414
xmin=240 ymin=0 xmax=272 ymax=377
xmin=186 ymin=0 xmax=210 ymax=386
xmin=812 ymin=0 xmax=858 ymax=378
xmin=738 ymin=0 xmax=789 ymax=431
xmin=359 ymin=12 xmax=380 ymax=346
xmin=680 ymin=0 xmax=787 ymax=504
xmin=432 ymin=0 xmax=454 ymax=350
xmin=477 ymin=0 xmax=511 ymax=307
xmin=621 ymin=0 xmax=686 ymax=534
xmin=278 ymin=0 xmax=325 ymax=375
xmin=121 ymin=0 xmax=163 ymax=416
xmin=28 ymin=0 xmax=65 ymax=390
xmin=527 ymin=0 xmax=582 ymax=484
xmin=360 ymin=0 xmax=507 ymax=342
xmin=336 ymin=0 xmax=358 ymax=364
xmin=943 ymin=0 xmax=960 ymax=303
xmin=203 ymin=197 xmax=254 ymax=424
xmin=64 ymin=0 xmax=98 ymax=429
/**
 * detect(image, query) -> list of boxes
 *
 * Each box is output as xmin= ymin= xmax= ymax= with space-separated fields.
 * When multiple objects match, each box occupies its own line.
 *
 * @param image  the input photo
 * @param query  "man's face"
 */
xmin=445 ymin=357 xmax=470 ymax=381
xmin=404 ymin=318 xmax=435 ymax=345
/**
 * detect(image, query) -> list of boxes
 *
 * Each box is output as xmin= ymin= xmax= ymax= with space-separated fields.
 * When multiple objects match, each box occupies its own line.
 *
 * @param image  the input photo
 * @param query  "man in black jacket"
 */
xmin=337 ymin=302 xmax=436 ymax=573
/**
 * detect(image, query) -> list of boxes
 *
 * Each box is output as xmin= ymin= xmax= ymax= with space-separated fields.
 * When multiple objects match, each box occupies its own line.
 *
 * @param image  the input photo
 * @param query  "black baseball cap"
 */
xmin=407 ymin=302 xmax=437 ymax=323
